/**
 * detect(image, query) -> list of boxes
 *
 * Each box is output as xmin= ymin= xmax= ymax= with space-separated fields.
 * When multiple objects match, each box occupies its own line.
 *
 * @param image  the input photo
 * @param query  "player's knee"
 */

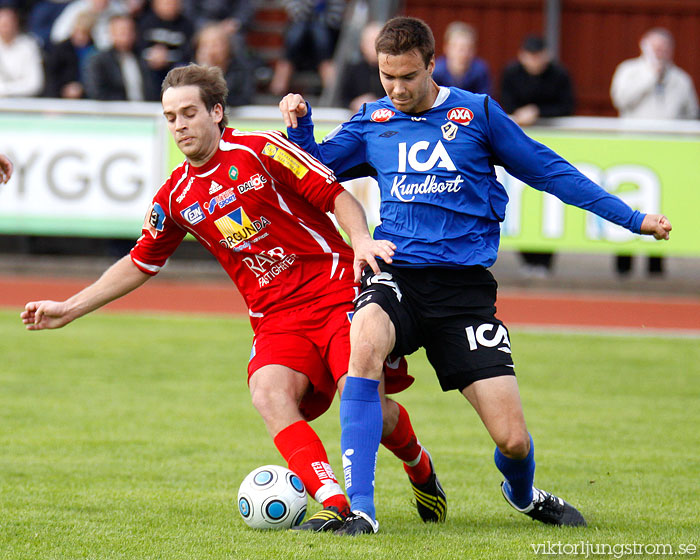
xmin=349 ymin=338 xmax=386 ymax=380
xmin=497 ymin=432 xmax=531 ymax=459
xmin=250 ymin=386 xmax=294 ymax=418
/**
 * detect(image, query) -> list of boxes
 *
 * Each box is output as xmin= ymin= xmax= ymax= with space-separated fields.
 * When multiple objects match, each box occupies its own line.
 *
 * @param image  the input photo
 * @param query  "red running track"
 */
xmin=3 ymin=275 xmax=699 ymax=334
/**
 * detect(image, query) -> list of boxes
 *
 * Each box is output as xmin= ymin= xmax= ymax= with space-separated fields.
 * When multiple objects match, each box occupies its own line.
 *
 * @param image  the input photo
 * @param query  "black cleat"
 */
xmin=334 ymin=511 xmax=379 ymax=536
xmin=290 ymin=505 xmax=349 ymax=532
xmin=409 ymin=454 xmax=447 ymax=522
xmin=501 ymin=482 xmax=587 ymax=527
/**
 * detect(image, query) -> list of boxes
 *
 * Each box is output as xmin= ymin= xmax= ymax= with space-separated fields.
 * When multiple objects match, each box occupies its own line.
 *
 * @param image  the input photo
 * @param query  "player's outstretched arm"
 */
xmin=640 ymin=214 xmax=672 ymax=240
xmin=278 ymin=93 xmax=308 ymax=129
xmin=332 ymin=191 xmax=395 ymax=282
xmin=21 ymin=255 xmax=151 ymax=330
xmin=0 ymin=153 xmax=13 ymax=184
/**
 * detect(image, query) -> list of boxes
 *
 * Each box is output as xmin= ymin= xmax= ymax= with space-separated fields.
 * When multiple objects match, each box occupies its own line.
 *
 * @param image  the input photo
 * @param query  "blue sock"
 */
xmin=494 ymin=434 xmax=535 ymax=509
xmin=340 ymin=376 xmax=382 ymax=521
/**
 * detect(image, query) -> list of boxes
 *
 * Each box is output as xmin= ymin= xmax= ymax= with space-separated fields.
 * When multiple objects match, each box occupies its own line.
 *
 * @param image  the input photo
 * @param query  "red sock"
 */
xmin=380 ymin=402 xmax=433 ymax=485
xmin=273 ymin=421 xmax=348 ymax=511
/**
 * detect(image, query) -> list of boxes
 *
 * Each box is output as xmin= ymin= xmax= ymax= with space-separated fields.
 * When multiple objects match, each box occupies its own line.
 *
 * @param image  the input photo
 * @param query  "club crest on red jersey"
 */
xmin=371 ymin=108 xmax=395 ymax=122
xmin=447 ymin=107 xmax=474 ymax=125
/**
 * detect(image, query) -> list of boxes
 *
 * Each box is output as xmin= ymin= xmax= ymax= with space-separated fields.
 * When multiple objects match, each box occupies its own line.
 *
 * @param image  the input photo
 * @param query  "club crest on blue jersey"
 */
xmin=441 ymin=121 xmax=458 ymax=141
xmin=180 ymin=202 xmax=205 ymax=224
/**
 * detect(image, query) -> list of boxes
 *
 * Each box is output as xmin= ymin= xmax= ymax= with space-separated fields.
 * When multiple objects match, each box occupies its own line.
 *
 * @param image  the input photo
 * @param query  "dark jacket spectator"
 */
xmin=138 ymin=0 xmax=194 ymax=86
xmin=85 ymin=14 xmax=158 ymax=100
xmin=500 ymin=35 xmax=574 ymax=126
xmin=194 ymin=22 xmax=253 ymax=106
xmin=43 ymin=10 xmax=96 ymax=98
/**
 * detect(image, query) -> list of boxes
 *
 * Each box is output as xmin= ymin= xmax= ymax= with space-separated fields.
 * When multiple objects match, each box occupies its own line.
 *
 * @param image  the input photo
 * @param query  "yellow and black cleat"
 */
xmin=409 ymin=457 xmax=447 ymax=523
xmin=290 ymin=506 xmax=349 ymax=532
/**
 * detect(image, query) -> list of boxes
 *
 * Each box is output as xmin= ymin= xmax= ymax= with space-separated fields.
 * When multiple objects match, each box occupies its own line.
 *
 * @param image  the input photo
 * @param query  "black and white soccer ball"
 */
xmin=237 ymin=465 xmax=307 ymax=529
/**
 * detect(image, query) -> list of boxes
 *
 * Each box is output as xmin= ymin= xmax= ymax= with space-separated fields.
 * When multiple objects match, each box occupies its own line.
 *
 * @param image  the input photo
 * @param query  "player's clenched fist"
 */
xmin=640 ymin=214 xmax=672 ymax=240
xmin=278 ymin=93 xmax=308 ymax=129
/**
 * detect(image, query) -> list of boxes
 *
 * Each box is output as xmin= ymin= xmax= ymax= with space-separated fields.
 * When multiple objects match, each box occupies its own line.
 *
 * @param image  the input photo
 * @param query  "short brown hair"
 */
xmin=161 ymin=63 xmax=229 ymax=131
xmin=375 ymin=17 xmax=435 ymax=68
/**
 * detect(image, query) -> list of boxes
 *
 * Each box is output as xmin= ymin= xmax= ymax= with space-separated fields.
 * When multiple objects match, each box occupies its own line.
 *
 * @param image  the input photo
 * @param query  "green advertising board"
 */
xmin=163 ymin=121 xmax=700 ymax=256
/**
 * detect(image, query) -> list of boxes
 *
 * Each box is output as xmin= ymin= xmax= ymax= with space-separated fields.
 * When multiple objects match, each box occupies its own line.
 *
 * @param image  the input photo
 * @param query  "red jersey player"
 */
xmin=21 ymin=64 xmax=444 ymax=532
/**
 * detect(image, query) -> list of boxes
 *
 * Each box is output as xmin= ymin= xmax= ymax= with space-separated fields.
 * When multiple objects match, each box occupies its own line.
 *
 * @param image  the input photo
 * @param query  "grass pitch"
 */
xmin=1 ymin=309 xmax=698 ymax=560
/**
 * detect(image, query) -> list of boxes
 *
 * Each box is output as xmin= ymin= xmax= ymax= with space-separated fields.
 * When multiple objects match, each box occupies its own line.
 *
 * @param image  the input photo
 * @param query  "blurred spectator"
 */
xmin=51 ymin=0 xmax=127 ymax=50
xmin=339 ymin=20 xmax=383 ymax=113
xmin=433 ymin=21 xmax=490 ymax=95
xmin=182 ymin=0 xmax=252 ymax=33
xmin=269 ymin=0 xmax=345 ymax=96
xmin=500 ymin=35 xmax=574 ymax=127
xmin=84 ymin=13 xmax=158 ymax=100
xmin=194 ymin=22 xmax=253 ymax=106
xmin=610 ymin=28 xmax=698 ymax=278
xmin=28 ymin=0 xmax=72 ymax=49
xmin=611 ymin=28 xmax=698 ymax=121
xmin=138 ymin=0 xmax=194 ymax=86
xmin=500 ymin=35 xmax=575 ymax=277
xmin=0 ymin=6 xmax=44 ymax=97
xmin=43 ymin=10 xmax=96 ymax=98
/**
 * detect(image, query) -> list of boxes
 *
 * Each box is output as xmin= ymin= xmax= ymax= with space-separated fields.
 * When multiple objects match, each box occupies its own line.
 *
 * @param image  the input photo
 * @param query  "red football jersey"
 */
xmin=130 ymin=128 xmax=356 ymax=317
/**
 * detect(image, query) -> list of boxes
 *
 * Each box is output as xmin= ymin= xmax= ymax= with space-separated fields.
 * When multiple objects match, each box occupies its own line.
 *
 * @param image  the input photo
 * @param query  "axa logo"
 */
xmin=447 ymin=107 xmax=474 ymax=125
xmin=371 ymin=108 xmax=395 ymax=122
xmin=465 ymin=324 xmax=511 ymax=354
xmin=398 ymin=140 xmax=456 ymax=172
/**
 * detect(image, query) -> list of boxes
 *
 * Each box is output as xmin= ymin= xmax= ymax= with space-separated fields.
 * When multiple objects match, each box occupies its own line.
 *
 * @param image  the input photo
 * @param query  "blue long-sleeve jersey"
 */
xmin=288 ymin=87 xmax=645 ymax=267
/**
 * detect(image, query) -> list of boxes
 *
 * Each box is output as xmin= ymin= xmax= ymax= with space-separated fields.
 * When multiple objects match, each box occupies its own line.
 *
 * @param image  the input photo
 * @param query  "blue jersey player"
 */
xmin=279 ymin=17 xmax=672 ymax=535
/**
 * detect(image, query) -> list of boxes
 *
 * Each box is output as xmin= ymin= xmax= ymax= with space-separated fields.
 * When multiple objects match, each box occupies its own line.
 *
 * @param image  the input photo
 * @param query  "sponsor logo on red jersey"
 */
xmin=371 ymin=109 xmax=395 ymax=122
xmin=447 ymin=107 xmax=474 ymax=125
xmin=237 ymin=173 xmax=267 ymax=195
xmin=180 ymin=202 xmax=205 ymax=224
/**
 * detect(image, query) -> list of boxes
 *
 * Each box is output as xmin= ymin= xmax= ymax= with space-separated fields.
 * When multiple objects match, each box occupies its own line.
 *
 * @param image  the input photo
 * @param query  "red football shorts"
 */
xmin=247 ymin=297 xmax=413 ymax=421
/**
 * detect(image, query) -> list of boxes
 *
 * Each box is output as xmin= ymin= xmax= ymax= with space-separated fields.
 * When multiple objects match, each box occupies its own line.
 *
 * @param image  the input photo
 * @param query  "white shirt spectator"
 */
xmin=0 ymin=29 xmax=44 ymax=97
xmin=51 ymin=0 xmax=127 ymax=51
xmin=611 ymin=55 xmax=698 ymax=120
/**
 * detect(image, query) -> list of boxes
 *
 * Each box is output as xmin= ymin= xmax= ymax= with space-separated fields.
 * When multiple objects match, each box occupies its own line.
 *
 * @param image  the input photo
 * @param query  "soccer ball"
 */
xmin=237 ymin=465 xmax=307 ymax=530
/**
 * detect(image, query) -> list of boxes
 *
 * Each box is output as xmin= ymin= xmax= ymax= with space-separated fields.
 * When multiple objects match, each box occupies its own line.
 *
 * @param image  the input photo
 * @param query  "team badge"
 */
xmin=441 ymin=121 xmax=458 ymax=141
xmin=447 ymin=107 xmax=474 ymax=125
xmin=371 ymin=109 xmax=395 ymax=122
xmin=229 ymin=166 xmax=239 ymax=180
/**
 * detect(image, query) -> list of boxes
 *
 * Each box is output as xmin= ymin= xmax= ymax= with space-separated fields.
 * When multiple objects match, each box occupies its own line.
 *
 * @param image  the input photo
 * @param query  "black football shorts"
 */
xmin=354 ymin=262 xmax=515 ymax=392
